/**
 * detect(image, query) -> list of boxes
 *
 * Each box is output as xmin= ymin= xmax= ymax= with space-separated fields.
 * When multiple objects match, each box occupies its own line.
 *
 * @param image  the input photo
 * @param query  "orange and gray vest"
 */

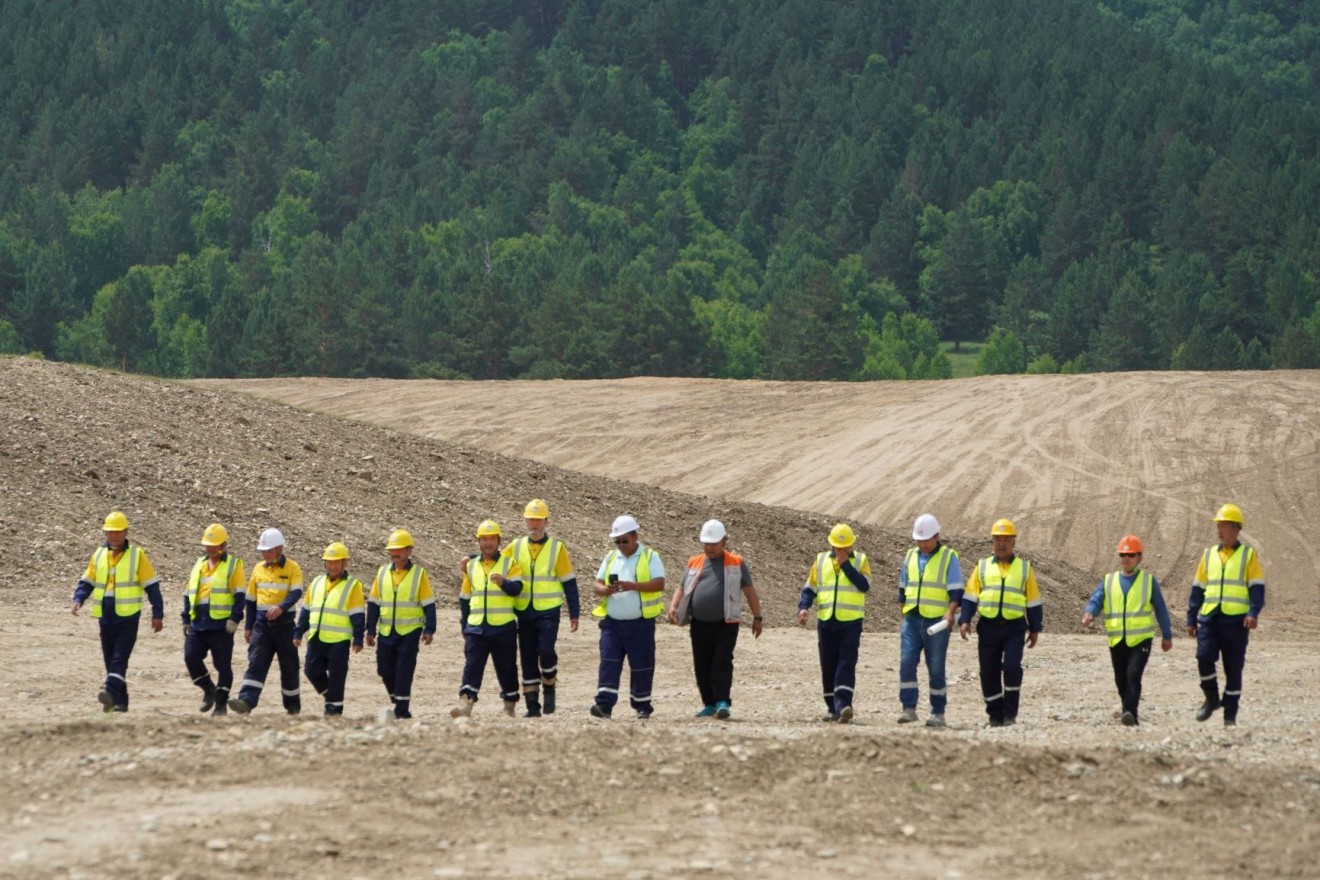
xmin=675 ymin=551 xmax=748 ymax=624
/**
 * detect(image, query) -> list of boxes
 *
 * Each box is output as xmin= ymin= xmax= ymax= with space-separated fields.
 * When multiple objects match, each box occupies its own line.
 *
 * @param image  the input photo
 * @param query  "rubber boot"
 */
xmin=211 ymin=688 xmax=229 ymax=716
xmin=542 ymin=684 xmax=556 ymax=715
xmin=523 ymin=692 xmax=542 ymax=718
xmin=1196 ymin=682 xmax=1220 ymax=722
xmin=198 ymin=680 xmax=217 ymax=713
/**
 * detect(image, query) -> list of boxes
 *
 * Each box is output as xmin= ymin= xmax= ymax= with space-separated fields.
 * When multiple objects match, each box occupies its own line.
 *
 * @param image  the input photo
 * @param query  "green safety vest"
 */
xmin=1200 ymin=544 xmax=1253 ymax=617
xmin=306 ymin=574 xmax=362 ymax=643
xmin=186 ymin=555 xmax=240 ymax=621
xmin=467 ymin=555 xmax=518 ymax=627
xmin=1103 ymin=570 xmax=1155 ymax=647
xmin=976 ymin=556 xmax=1030 ymax=621
xmin=902 ymin=545 xmax=959 ymax=619
xmin=507 ymin=537 xmax=566 ymax=612
xmin=375 ymin=563 xmax=426 ymax=636
xmin=90 ymin=545 xmax=143 ymax=618
xmin=814 ymin=551 xmax=868 ymax=623
xmin=592 ymin=546 xmax=663 ymax=620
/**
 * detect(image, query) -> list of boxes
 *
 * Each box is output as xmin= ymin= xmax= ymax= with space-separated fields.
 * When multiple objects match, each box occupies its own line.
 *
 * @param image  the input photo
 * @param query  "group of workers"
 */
xmin=71 ymin=500 xmax=1264 ymax=728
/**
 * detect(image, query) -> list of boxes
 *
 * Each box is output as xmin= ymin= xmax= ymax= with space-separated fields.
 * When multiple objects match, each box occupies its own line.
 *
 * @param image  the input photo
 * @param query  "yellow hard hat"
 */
xmin=102 ymin=511 xmax=129 ymax=531
xmin=523 ymin=498 xmax=551 ymax=519
xmin=386 ymin=528 xmax=414 ymax=550
xmin=991 ymin=518 xmax=1017 ymax=537
xmin=322 ymin=541 xmax=351 ymax=561
xmin=1213 ymin=503 xmax=1244 ymax=525
xmin=828 ymin=523 xmax=856 ymax=548
xmin=202 ymin=523 xmax=230 ymax=546
xmin=475 ymin=519 xmax=502 ymax=538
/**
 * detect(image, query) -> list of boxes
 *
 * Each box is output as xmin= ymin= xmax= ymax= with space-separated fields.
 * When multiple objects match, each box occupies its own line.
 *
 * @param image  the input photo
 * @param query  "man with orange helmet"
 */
xmin=1186 ymin=504 xmax=1265 ymax=727
xmin=1081 ymin=535 xmax=1173 ymax=726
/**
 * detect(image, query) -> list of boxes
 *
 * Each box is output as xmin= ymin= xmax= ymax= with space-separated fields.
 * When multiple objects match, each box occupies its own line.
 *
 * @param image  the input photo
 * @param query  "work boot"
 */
xmin=97 ymin=690 xmax=114 ymax=713
xmin=523 ymin=693 xmax=542 ymax=718
xmin=199 ymin=682 xmax=217 ymax=713
xmin=1224 ymin=714 xmax=1237 ymax=728
xmin=503 ymin=700 xmax=518 ymax=718
xmin=324 ymin=705 xmax=343 ymax=717
xmin=450 ymin=696 xmax=474 ymax=718
xmin=897 ymin=707 xmax=918 ymax=724
xmin=1121 ymin=711 xmax=1137 ymax=727
xmin=837 ymin=706 xmax=854 ymax=725
xmin=1196 ymin=694 xmax=1221 ymax=722
xmin=228 ymin=697 xmax=252 ymax=715
xmin=211 ymin=689 xmax=229 ymax=716
xmin=542 ymin=684 xmax=556 ymax=715
xmin=589 ymin=703 xmax=612 ymax=719
xmin=925 ymin=714 xmax=946 ymax=728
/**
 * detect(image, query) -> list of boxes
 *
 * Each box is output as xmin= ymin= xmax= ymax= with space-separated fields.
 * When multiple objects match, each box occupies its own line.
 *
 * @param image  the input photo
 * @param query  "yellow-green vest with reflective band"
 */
xmin=1201 ymin=544 xmax=1253 ymax=617
xmin=815 ymin=551 xmax=868 ymax=622
xmin=592 ymin=547 xmax=663 ymax=619
xmin=376 ymin=563 xmax=426 ymax=636
xmin=90 ymin=545 xmax=144 ymax=618
xmin=306 ymin=574 xmax=361 ymax=643
xmin=1103 ymin=570 xmax=1155 ymax=647
xmin=467 ymin=555 xmax=518 ymax=627
xmin=976 ymin=556 xmax=1029 ymax=620
xmin=508 ymin=537 xmax=565 ymax=612
xmin=186 ymin=555 xmax=240 ymax=621
xmin=902 ymin=545 xmax=959 ymax=618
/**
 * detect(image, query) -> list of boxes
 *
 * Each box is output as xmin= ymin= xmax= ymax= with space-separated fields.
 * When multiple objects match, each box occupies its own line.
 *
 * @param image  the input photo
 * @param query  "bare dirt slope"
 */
xmin=203 ymin=371 xmax=1320 ymax=617
xmin=3 ymin=357 xmax=1318 ymax=880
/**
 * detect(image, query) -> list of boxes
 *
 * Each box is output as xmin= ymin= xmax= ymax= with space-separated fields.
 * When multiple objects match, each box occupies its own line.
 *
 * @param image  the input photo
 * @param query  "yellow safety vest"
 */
xmin=1201 ymin=544 xmax=1253 ymax=617
xmin=815 ymin=551 xmax=868 ymax=623
xmin=508 ymin=537 xmax=565 ymax=612
xmin=186 ymin=555 xmax=240 ymax=621
xmin=592 ymin=547 xmax=663 ymax=619
xmin=902 ymin=545 xmax=959 ymax=619
xmin=375 ymin=563 xmax=426 ymax=636
xmin=306 ymin=574 xmax=362 ymax=643
xmin=1103 ymin=570 xmax=1155 ymax=647
xmin=976 ymin=556 xmax=1029 ymax=621
xmin=90 ymin=546 xmax=143 ymax=618
xmin=467 ymin=555 xmax=518 ymax=627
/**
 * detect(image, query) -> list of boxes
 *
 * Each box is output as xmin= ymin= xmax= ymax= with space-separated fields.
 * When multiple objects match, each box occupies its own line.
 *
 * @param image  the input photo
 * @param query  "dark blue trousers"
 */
xmin=818 ymin=619 xmax=862 ymax=714
xmin=596 ymin=617 xmax=655 ymax=712
xmin=1197 ymin=613 xmax=1250 ymax=717
xmin=517 ymin=610 xmax=562 ymax=693
xmin=98 ymin=610 xmax=140 ymax=709
xmin=977 ymin=617 xmax=1027 ymax=722
xmin=237 ymin=620 xmax=301 ymax=713
xmin=460 ymin=624 xmax=519 ymax=703
xmin=305 ymin=637 xmax=351 ymax=714
xmin=184 ymin=627 xmax=234 ymax=698
xmin=377 ymin=629 xmax=422 ymax=716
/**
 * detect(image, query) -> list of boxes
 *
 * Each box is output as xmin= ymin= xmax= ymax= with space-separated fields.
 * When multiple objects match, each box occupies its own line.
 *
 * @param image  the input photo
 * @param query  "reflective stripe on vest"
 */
xmin=90 ymin=546 xmax=143 ymax=618
xmin=816 ymin=551 xmax=867 ymax=622
xmin=509 ymin=537 xmax=565 ymax=612
xmin=902 ymin=545 xmax=958 ymax=618
xmin=1201 ymin=545 xmax=1253 ymax=617
xmin=1103 ymin=571 xmax=1155 ymax=647
xmin=591 ymin=547 xmax=663 ymax=619
xmin=376 ymin=563 xmax=425 ymax=636
xmin=307 ymin=574 xmax=360 ymax=642
xmin=467 ymin=556 xmax=517 ymax=627
xmin=186 ymin=556 xmax=239 ymax=620
xmin=976 ymin=556 xmax=1028 ymax=620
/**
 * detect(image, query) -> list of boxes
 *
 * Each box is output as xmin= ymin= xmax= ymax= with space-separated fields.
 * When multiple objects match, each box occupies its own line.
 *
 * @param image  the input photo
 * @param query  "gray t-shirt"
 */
xmin=691 ymin=557 xmax=754 ymax=623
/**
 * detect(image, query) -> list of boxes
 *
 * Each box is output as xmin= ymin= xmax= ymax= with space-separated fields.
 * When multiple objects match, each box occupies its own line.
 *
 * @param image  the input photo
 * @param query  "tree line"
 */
xmin=1 ymin=0 xmax=1319 ymax=380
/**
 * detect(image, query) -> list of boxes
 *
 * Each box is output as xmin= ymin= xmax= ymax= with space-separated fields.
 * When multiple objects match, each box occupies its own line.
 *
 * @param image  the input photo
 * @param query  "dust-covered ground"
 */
xmin=3 ymin=358 xmax=1319 ymax=879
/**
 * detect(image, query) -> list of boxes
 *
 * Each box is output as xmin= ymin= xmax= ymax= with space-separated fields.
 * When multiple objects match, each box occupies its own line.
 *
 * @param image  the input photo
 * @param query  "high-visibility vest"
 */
xmin=902 ymin=545 xmax=959 ymax=619
xmin=186 ymin=555 xmax=240 ymax=621
xmin=815 ymin=551 xmax=868 ymax=623
xmin=592 ymin=547 xmax=663 ymax=619
xmin=507 ymin=537 xmax=566 ymax=612
xmin=467 ymin=555 xmax=518 ymax=627
xmin=1103 ymin=570 xmax=1155 ymax=647
xmin=675 ymin=551 xmax=748 ymax=624
xmin=976 ymin=556 xmax=1030 ymax=621
xmin=375 ymin=563 xmax=425 ymax=636
xmin=89 ymin=545 xmax=143 ymax=618
xmin=305 ymin=574 xmax=362 ymax=643
xmin=1200 ymin=544 xmax=1253 ymax=617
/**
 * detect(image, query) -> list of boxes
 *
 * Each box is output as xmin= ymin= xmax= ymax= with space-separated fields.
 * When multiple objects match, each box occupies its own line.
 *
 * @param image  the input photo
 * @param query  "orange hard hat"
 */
xmin=1116 ymin=534 xmax=1144 ymax=555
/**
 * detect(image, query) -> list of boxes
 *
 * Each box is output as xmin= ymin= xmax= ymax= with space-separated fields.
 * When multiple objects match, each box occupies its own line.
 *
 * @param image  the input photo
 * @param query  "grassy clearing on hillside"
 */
xmin=941 ymin=342 xmax=981 ymax=378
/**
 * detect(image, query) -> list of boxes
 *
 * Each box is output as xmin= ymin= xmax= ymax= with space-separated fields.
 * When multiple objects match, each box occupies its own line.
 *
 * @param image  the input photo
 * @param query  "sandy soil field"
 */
xmin=3 ymin=358 xmax=1318 ymax=879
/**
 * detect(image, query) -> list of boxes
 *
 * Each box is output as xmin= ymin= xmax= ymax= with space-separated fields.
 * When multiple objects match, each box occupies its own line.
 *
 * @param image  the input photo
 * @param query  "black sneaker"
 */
xmin=589 ymin=703 xmax=612 ymax=719
xmin=1196 ymin=696 xmax=1221 ymax=722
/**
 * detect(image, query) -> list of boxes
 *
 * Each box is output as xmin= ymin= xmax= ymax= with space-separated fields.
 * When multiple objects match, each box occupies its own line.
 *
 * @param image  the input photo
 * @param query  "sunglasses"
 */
xmin=613 ymin=535 xmax=635 ymax=545
xmin=1118 ymin=552 xmax=1138 ymax=558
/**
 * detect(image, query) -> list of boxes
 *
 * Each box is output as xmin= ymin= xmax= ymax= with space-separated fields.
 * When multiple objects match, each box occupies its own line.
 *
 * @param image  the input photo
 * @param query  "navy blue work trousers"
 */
xmin=237 ymin=619 xmax=301 ymax=712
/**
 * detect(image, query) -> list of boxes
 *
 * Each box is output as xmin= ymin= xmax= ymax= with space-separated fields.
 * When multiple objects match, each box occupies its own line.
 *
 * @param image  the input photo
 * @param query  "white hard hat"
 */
xmin=609 ymin=514 xmax=640 ymax=538
xmin=912 ymin=514 xmax=941 ymax=542
xmin=257 ymin=527 xmax=286 ymax=552
xmin=699 ymin=519 xmax=727 ymax=542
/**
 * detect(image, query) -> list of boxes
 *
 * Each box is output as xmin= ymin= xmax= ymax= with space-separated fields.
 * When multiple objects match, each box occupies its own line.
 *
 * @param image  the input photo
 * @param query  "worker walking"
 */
xmin=294 ymin=542 xmax=365 ymax=716
xmin=958 ymin=519 xmax=1042 ymax=727
xmin=366 ymin=529 xmax=437 ymax=720
xmin=590 ymin=515 xmax=667 ymax=719
xmin=1187 ymin=504 xmax=1265 ymax=727
xmin=453 ymin=520 xmax=524 ymax=718
xmin=1081 ymin=534 xmax=1173 ymax=726
xmin=505 ymin=499 xmax=580 ymax=717
xmin=71 ymin=511 xmax=165 ymax=712
xmin=182 ymin=523 xmax=247 ymax=717
xmin=229 ymin=528 xmax=303 ymax=715
xmin=897 ymin=514 xmax=963 ymax=728
xmin=797 ymin=523 xmax=872 ymax=724
xmin=667 ymin=519 xmax=763 ymax=720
